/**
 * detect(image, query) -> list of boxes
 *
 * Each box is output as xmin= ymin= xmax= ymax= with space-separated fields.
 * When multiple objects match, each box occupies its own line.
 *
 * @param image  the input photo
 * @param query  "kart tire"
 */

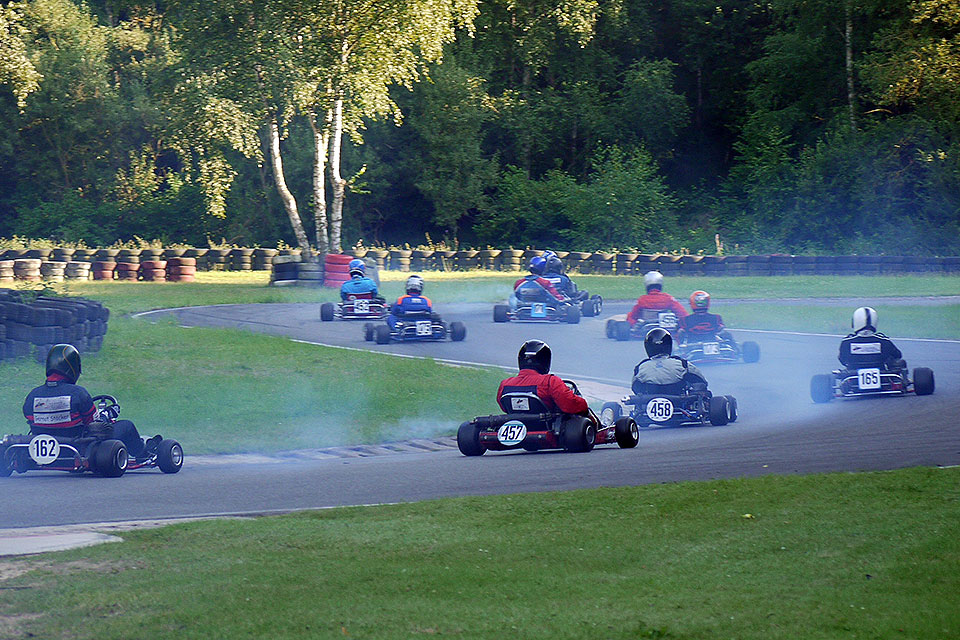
xmin=581 ymin=299 xmax=595 ymax=317
xmin=375 ymin=325 xmax=392 ymax=345
xmin=364 ymin=323 xmax=375 ymax=342
xmin=605 ymin=319 xmax=615 ymax=339
xmin=562 ymin=416 xmax=596 ymax=453
xmin=564 ymin=305 xmax=581 ymax=325
xmin=599 ymin=402 xmax=622 ymax=427
xmin=591 ymin=295 xmax=603 ymax=315
xmin=810 ymin=374 xmax=834 ymax=403
xmin=320 ymin=302 xmax=335 ymax=322
xmin=724 ymin=395 xmax=738 ymax=423
xmin=95 ymin=439 xmax=128 ymax=477
xmin=614 ymin=320 xmax=632 ymax=342
xmin=614 ymin=417 xmax=640 ymax=449
xmin=913 ymin=367 xmax=935 ymax=396
xmin=457 ymin=422 xmax=485 ymax=456
xmin=450 ymin=321 xmax=467 ymax=342
xmin=493 ymin=305 xmax=510 ymax=323
xmin=709 ymin=396 xmax=729 ymax=426
xmin=742 ymin=341 xmax=760 ymax=363
xmin=157 ymin=439 xmax=184 ymax=474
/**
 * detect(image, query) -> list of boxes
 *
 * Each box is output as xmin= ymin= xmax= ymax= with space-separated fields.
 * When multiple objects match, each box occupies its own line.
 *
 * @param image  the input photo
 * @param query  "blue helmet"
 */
xmin=348 ymin=258 xmax=366 ymax=278
xmin=529 ymin=256 xmax=547 ymax=275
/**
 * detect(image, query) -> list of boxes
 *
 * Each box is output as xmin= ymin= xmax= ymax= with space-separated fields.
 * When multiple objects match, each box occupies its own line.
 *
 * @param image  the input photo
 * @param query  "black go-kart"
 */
xmin=675 ymin=332 xmax=760 ymax=364
xmin=0 ymin=395 xmax=183 ymax=477
xmin=599 ymin=383 xmax=737 ymax=429
xmin=606 ymin=308 xmax=679 ymax=341
xmin=457 ymin=380 xmax=639 ymax=456
xmin=364 ymin=311 xmax=466 ymax=344
xmin=810 ymin=361 xmax=935 ymax=403
xmin=320 ymin=295 xmax=388 ymax=322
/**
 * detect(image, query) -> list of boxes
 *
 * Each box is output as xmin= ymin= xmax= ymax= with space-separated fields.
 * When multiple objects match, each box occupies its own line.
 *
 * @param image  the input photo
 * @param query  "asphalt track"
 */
xmin=2 ymin=300 xmax=959 ymax=531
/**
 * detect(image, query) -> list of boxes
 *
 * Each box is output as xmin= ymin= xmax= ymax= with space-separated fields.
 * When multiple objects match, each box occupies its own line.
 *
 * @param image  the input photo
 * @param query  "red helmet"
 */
xmin=689 ymin=290 xmax=710 ymax=311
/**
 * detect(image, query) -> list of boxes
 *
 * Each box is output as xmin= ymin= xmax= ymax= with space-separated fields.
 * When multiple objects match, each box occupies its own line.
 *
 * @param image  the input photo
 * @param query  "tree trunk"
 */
xmin=308 ymin=113 xmax=330 ymax=256
xmin=266 ymin=116 xmax=310 ymax=252
xmin=328 ymin=96 xmax=346 ymax=254
xmin=844 ymin=2 xmax=857 ymax=130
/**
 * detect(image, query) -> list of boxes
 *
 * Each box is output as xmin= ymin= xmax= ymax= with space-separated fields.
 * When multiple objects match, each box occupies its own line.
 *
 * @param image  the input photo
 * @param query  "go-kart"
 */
xmin=810 ymin=361 xmax=935 ymax=403
xmin=456 ymin=380 xmax=640 ymax=456
xmin=599 ymin=383 xmax=737 ymax=429
xmin=320 ymin=293 xmax=388 ymax=321
xmin=0 ymin=395 xmax=183 ymax=477
xmin=364 ymin=311 xmax=466 ymax=344
xmin=675 ymin=332 xmax=760 ymax=364
xmin=606 ymin=308 xmax=679 ymax=341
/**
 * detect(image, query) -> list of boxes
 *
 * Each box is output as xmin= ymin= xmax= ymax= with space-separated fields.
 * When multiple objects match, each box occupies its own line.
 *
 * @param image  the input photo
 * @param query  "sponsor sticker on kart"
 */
xmin=645 ymin=398 xmax=674 ymax=422
xmin=851 ymin=342 xmax=882 ymax=355
xmin=415 ymin=320 xmax=432 ymax=336
xmin=353 ymin=299 xmax=370 ymax=313
xmin=510 ymin=397 xmax=530 ymax=411
xmin=658 ymin=312 xmax=678 ymax=329
xmin=28 ymin=434 xmax=60 ymax=465
xmin=857 ymin=368 xmax=881 ymax=390
xmin=531 ymin=302 xmax=547 ymax=318
xmin=702 ymin=342 xmax=720 ymax=355
xmin=497 ymin=420 xmax=527 ymax=446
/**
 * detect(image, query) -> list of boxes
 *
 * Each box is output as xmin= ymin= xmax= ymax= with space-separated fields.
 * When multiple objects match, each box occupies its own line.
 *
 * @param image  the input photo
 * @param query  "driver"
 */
xmin=23 ymin=344 xmax=160 ymax=459
xmin=512 ymin=256 xmax=567 ymax=306
xmin=340 ymin=259 xmax=381 ymax=301
xmin=632 ymin=328 xmax=708 ymax=395
xmin=627 ymin=271 xmax=688 ymax=326
xmin=677 ymin=290 xmax=731 ymax=340
xmin=497 ymin=340 xmax=589 ymax=415
xmin=839 ymin=307 xmax=903 ymax=370
xmin=542 ymin=253 xmax=586 ymax=301
xmin=387 ymin=274 xmax=432 ymax=329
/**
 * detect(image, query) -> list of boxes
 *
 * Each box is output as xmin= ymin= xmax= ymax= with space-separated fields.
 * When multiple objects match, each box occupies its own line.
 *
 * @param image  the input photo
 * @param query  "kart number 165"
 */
xmin=858 ymin=368 xmax=881 ymax=390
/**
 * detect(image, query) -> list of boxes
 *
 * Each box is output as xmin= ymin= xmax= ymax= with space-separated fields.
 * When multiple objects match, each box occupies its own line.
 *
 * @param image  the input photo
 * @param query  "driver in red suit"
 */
xmin=627 ymin=271 xmax=688 ymax=326
xmin=497 ymin=340 xmax=588 ymax=415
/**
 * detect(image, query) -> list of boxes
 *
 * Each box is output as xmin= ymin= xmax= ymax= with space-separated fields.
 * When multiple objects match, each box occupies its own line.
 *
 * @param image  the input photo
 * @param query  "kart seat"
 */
xmin=632 ymin=380 xmax=694 ymax=396
xmin=498 ymin=391 xmax=550 ymax=415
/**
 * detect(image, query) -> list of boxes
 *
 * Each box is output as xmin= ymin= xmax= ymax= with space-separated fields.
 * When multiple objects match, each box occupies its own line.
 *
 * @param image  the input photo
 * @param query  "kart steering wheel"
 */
xmin=91 ymin=394 xmax=121 ymax=422
xmin=563 ymin=380 xmax=582 ymax=396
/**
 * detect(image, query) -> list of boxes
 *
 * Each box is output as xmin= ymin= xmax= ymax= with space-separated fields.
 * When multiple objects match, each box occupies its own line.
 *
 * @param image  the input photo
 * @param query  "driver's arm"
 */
xmin=544 ymin=375 xmax=588 ymax=414
xmin=78 ymin=389 xmax=96 ymax=424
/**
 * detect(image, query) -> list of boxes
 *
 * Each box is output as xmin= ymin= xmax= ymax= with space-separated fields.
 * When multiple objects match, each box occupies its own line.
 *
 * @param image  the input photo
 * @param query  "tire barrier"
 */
xmin=270 ymin=254 xmax=300 ymax=286
xmin=0 ymin=260 xmax=14 ymax=284
xmin=115 ymin=262 xmax=139 ymax=281
xmin=65 ymin=261 xmax=91 ymax=280
xmin=139 ymin=260 xmax=167 ymax=282
xmin=166 ymin=257 xmax=197 ymax=282
xmin=92 ymin=261 xmax=116 ymax=280
xmin=321 ymin=253 xmax=352 ymax=288
xmin=0 ymin=289 xmax=109 ymax=363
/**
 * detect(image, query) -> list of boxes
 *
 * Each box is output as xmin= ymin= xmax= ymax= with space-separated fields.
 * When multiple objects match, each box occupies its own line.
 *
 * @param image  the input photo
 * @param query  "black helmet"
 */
xmin=546 ymin=256 xmax=563 ymax=274
xmin=46 ymin=344 xmax=81 ymax=383
xmin=644 ymin=328 xmax=672 ymax=358
xmin=518 ymin=339 xmax=551 ymax=374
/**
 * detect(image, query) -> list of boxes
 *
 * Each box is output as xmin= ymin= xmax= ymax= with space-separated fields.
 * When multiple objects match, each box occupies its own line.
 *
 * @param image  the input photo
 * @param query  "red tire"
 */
xmin=92 ymin=271 xmax=114 ymax=280
xmin=325 ymin=254 xmax=353 ymax=265
xmin=169 ymin=265 xmax=197 ymax=276
xmin=324 ymin=263 xmax=351 ymax=274
xmin=169 ymin=257 xmax=196 ymax=267
xmin=175 ymin=274 xmax=196 ymax=282
xmin=93 ymin=261 xmax=116 ymax=272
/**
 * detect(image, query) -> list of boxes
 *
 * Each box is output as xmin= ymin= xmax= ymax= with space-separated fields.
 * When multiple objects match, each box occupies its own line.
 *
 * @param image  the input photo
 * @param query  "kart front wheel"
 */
xmin=708 ymin=396 xmax=729 ymax=426
xmin=95 ymin=439 xmax=128 ymax=477
xmin=363 ymin=323 xmax=375 ymax=341
xmin=913 ymin=367 xmax=935 ymax=396
xmin=375 ymin=325 xmax=392 ymax=345
xmin=614 ymin=417 xmax=639 ymax=448
xmin=591 ymin=295 xmax=603 ymax=316
xmin=562 ymin=416 xmax=596 ymax=453
xmin=320 ymin=302 xmax=335 ymax=322
xmin=563 ymin=305 xmax=581 ymax=324
xmin=724 ymin=395 xmax=738 ymax=423
xmin=599 ymin=402 xmax=622 ymax=426
xmin=810 ymin=374 xmax=834 ymax=403
xmin=614 ymin=320 xmax=632 ymax=341
xmin=605 ymin=319 xmax=616 ymax=339
xmin=457 ymin=422 xmax=485 ymax=456
xmin=742 ymin=341 xmax=760 ymax=363
xmin=157 ymin=439 xmax=183 ymax=474
xmin=493 ymin=305 xmax=510 ymax=323
xmin=450 ymin=321 xmax=467 ymax=342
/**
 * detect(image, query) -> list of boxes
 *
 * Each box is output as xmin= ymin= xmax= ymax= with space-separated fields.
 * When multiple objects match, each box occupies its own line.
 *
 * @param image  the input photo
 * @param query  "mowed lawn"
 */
xmin=1 ymin=466 xmax=957 ymax=639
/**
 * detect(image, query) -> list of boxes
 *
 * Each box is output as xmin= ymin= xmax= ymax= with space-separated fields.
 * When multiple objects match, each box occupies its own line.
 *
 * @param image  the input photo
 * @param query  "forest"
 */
xmin=1 ymin=0 xmax=958 ymax=255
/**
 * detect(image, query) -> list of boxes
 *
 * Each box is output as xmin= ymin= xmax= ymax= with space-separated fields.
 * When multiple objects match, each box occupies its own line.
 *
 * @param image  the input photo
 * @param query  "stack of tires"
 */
xmin=92 ymin=260 xmax=116 ymax=280
xmin=231 ymin=248 xmax=254 ymax=271
xmin=14 ymin=259 xmax=42 ymax=282
xmin=270 ymin=255 xmax=300 ymax=286
xmin=139 ymin=260 xmax=167 ymax=282
xmin=0 ymin=290 xmax=109 ymax=362
xmin=115 ymin=262 xmax=139 ymax=281
xmin=322 ymin=254 xmax=353 ymax=288
xmin=298 ymin=260 xmax=323 ymax=286
xmin=40 ymin=261 xmax=66 ymax=282
xmin=65 ymin=261 xmax=91 ymax=280
xmin=166 ymin=257 xmax=197 ymax=282
xmin=0 ymin=261 xmax=13 ymax=284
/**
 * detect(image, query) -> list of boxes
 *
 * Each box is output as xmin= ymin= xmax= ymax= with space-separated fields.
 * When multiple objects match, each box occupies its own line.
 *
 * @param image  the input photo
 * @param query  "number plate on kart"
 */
xmin=857 ymin=368 xmax=881 ymax=390
xmin=353 ymin=299 xmax=370 ymax=313
xmin=658 ymin=312 xmax=678 ymax=329
xmin=531 ymin=303 xmax=547 ymax=318
xmin=702 ymin=342 xmax=720 ymax=355
xmin=415 ymin=320 xmax=432 ymax=336
xmin=645 ymin=398 xmax=674 ymax=422
xmin=29 ymin=434 xmax=60 ymax=464
xmin=497 ymin=420 xmax=527 ymax=445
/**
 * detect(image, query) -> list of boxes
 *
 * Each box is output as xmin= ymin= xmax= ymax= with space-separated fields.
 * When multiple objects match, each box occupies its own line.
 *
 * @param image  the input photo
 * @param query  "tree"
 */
xmin=0 ymin=4 xmax=41 ymax=109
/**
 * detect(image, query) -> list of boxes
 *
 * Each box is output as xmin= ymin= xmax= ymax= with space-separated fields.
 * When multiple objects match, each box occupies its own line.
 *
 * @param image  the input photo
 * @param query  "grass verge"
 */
xmin=2 ymin=466 xmax=958 ymax=639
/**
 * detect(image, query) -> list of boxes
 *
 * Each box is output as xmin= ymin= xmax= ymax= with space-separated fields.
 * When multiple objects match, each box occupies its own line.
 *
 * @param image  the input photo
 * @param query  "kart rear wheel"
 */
xmin=95 ymin=439 xmax=127 ymax=477
xmin=614 ymin=320 xmax=632 ymax=341
xmin=363 ymin=323 xmax=375 ymax=341
xmin=742 ymin=341 xmax=760 ymax=363
xmin=375 ymin=325 xmax=392 ymax=345
xmin=320 ymin=302 xmax=335 ymax=322
xmin=724 ymin=395 xmax=738 ymax=423
xmin=913 ymin=367 xmax=935 ymax=396
xmin=708 ymin=396 xmax=729 ymax=426
xmin=450 ymin=321 xmax=467 ymax=342
xmin=605 ymin=319 xmax=616 ymax=339
xmin=591 ymin=295 xmax=603 ymax=316
xmin=157 ymin=439 xmax=183 ymax=474
xmin=564 ymin=305 xmax=581 ymax=324
xmin=562 ymin=416 xmax=596 ymax=453
xmin=581 ymin=298 xmax=596 ymax=317
xmin=493 ymin=305 xmax=510 ymax=323
xmin=810 ymin=374 xmax=834 ymax=403
xmin=599 ymin=402 xmax=622 ymax=427
xmin=614 ymin=417 xmax=639 ymax=448
xmin=457 ymin=422 xmax=485 ymax=456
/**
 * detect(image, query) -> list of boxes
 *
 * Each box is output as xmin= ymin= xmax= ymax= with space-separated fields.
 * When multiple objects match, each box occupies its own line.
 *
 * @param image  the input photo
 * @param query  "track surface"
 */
xmin=2 ymin=300 xmax=958 ymax=529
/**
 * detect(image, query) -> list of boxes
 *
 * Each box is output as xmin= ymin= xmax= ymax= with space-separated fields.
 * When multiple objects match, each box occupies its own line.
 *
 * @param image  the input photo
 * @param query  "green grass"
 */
xmin=2 ymin=466 xmax=958 ymax=639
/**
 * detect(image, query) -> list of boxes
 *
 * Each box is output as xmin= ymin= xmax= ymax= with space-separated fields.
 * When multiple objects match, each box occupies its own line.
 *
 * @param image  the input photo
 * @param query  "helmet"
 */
xmin=643 ymin=270 xmax=664 ymax=292
xmin=689 ymin=290 xmax=710 ymax=311
xmin=518 ymin=339 xmax=551 ymax=374
xmin=348 ymin=258 xmax=366 ymax=278
xmin=644 ymin=328 xmax=673 ymax=358
xmin=46 ymin=344 xmax=81 ymax=384
xmin=852 ymin=307 xmax=877 ymax=332
xmin=541 ymin=250 xmax=558 ymax=262
xmin=546 ymin=255 xmax=563 ymax=274
xmin=529 ymin=256 xmax=547 ymax=275
xmin=405 ymin=274 xmax=424 ymax=295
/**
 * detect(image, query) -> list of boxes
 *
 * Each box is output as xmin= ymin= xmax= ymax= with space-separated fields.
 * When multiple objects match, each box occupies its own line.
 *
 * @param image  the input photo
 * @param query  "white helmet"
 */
xmin=852 ymin=307 xmax=877 ymax=332
xmin=405 ymin=274 xmax=424 ymax=295
xmin=643 ymin=270 xmax=664 ymax=291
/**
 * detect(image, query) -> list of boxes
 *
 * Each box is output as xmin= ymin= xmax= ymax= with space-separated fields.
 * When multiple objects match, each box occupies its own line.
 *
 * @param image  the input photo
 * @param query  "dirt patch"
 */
xmin=0 ymin=561 xmax=36 ymax=582
xmin=0 ymin=613 xmax=43 ymax=639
